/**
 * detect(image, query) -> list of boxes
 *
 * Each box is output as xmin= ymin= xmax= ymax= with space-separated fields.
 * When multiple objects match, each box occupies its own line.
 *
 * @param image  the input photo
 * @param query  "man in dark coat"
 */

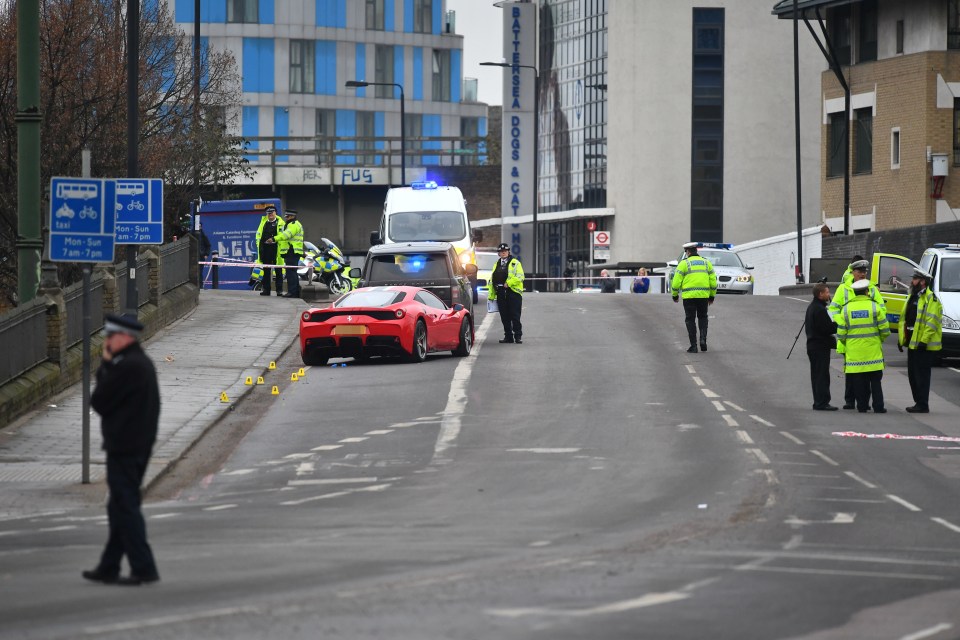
xmin=84 ymin=313 xmax=161 ymax=586
xmin=806 ymin=282 xmax=838 ymax=411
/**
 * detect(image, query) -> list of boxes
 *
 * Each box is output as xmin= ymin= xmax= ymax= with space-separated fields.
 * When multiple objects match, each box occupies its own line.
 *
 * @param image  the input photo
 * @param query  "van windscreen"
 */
xmin=389 ymin=211 xmax=466 ymax=243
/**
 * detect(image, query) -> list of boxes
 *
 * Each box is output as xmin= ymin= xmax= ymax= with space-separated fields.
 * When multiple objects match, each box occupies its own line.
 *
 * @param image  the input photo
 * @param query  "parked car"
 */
xmin=474 ymin=250 xmax=499 ymax=297
xmin=349 ymin=242 xmax=477 ymax=316
xmin=299 ymin=286 xmax=473 ymax=365
xmin=916 ymin=244 xmax=960 ymax=358
xmin=665 ymin=243 xmax=755 ymax=294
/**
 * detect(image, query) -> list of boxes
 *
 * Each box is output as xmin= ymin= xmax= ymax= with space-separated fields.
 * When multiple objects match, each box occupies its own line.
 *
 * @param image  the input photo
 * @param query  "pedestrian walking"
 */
xmin=83 ymin=314 xmax=161 ymax=586
xmin=828 ymin=259 xmax=885 ymax=409
xmin=600 ymin=269 xmax=617 ymax=293
xmin=275 ymin=209 xmax=305 ymax=298
xmin=898 ymin=268 xmax=943 ymax=413
xmin=806 ymin=282 xmax=838 ymax=411
xmin=489 ymin=242 xmax=525 ymax=344
xmin=836 ymin=279 xmax=890 ymax=413
xmin=255 ymin=206 xmax=285 ymax=296
xmin=632 ymin=268 xmax=650 ymax=294
xmin=670 ymin=241 xmax=717 ymax=353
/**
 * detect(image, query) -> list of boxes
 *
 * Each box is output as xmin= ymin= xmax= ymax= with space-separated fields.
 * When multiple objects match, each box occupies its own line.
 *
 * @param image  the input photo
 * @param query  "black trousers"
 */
xmin=850 ymin=370 xmax=884 ymax=412
xmin=683 ymin=299 xmax=709 ymax=345
xmin=284 ymin=249 xmax=301 ymax=296
xmin=807 ymin=348 xmax=832 ymax=408
xmin=98 ymin=452 xmax=158 ymax=578
xmin=259 ymin=246 xmax=282 ymax=294
xmin=907 ymin=348 xmax=934 ymax=409
xmin=497 ymin=287 xmax=523 ymax=340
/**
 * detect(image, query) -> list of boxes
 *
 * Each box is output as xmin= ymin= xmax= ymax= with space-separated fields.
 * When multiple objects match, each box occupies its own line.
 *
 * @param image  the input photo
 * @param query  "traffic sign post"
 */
xmin=115 ymin=178 xmax=164 ymax=244
xmin=592 ymin=230 xmax=611 ymax=263
xmin=49 ymin=178 xmax=116 ymax=263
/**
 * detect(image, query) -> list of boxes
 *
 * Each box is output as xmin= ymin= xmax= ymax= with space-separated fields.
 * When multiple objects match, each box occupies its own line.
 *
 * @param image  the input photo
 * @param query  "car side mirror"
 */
xmin=452 ymin=303 xmax=464 ymax=312
xmin=667 ymin=260 xmax=678 ymax=267
xmin=745 ymin=264 xmax=754 ymax=270
xmin=348 ymin=267 xmax=361 ymax=278
xmin=370 ymin=231 xmax=382 ymax=246
xmin=471 ymin=229 xmax=483 ymax=243
xmin=464 ymin=263 xmax=479 ymax=277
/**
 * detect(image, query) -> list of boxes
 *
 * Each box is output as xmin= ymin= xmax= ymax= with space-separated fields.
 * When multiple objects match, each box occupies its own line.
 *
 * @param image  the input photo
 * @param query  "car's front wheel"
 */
xmin=409 ymin=320 xmax=428 ymax=363
xmin=452 ymin=317 xmax=473 ymax=357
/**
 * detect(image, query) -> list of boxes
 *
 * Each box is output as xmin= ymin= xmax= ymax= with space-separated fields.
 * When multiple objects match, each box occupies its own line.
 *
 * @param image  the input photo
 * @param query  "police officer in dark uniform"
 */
xmin=84 ymin=314 xmax=161 ymax=586
xmin=805 ymin=282 xmax=838 ymax=410
xmin=489 ymin=243 xmax=525 ymax=344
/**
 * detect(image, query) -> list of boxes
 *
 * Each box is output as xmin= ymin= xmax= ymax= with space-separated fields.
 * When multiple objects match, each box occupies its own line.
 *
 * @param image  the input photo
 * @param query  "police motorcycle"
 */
xmin=299 ymin=238 xmax=354 ymax=295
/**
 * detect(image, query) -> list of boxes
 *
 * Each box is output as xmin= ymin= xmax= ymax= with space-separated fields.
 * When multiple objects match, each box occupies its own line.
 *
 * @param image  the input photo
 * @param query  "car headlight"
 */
xmin=736 ymin=275 xmax=752 ymax=283
xmin=943 ymin=315 xmax=960 ymax=330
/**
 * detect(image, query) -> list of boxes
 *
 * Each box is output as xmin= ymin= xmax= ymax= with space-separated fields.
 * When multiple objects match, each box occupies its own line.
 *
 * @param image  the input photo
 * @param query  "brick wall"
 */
xmin=821 ymin=51 xmax=960 ymax=230
xmin=429 ymin=165 xmax=502 ymax=221
xmin=821 ymin=220 xmax=960 ymax=263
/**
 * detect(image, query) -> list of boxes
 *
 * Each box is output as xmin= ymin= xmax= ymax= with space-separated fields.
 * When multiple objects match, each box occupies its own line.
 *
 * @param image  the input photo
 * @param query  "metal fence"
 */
xmin=64 ymin=273 xmax=105 ymax=349
xmin=0 ymin=297 xmax=48 ymax=384
xmin=161 ymin=240 xmax=191 ymax=293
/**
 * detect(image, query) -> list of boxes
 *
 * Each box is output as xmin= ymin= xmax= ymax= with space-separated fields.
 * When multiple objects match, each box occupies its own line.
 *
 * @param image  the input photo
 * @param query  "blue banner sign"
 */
xmin=49 ymin=178 xmax=116 ymax=263
xmin=115 ymin=178 xmax=164 ymax=245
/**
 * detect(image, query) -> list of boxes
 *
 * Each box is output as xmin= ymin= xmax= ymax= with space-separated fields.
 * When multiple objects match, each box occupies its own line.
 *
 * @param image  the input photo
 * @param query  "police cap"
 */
xmin=102 ymin=313 xmax=143 ymax=338
xmin=851 ymin=279 xmax=870 ymax=293
xmin=912 ymin=268 xmax=933 ymax=281
xmin=264 ymin=205 xmax=277 ymax=215
xmin=497 ymin=243 xmax=510 ymax=252
xmin=850 ymin=259 xmax=869 ymax=271
xmin=683 ymin=241 xmax=699 ymax=250
xmin=284 ymin=209 xmax=297 ymax=218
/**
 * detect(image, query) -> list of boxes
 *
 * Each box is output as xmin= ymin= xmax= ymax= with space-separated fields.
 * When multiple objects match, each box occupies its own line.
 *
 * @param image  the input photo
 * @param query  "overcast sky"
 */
xmin=447 ymin=0 xmax=504 ymax=106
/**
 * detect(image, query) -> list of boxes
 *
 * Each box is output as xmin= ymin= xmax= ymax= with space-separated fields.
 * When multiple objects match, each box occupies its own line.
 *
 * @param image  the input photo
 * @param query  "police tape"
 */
xmin=200 ymin=260 xmax=302 ymax=269
xmin=832 ymin=431 xmax=960 ymax=442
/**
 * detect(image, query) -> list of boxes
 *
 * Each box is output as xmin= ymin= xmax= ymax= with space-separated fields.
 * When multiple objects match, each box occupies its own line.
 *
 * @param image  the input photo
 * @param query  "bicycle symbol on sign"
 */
xmin=127 ymin=200 xmax=145 ymax=211
xmin=79 ymin=206 xmax=98 ymax=220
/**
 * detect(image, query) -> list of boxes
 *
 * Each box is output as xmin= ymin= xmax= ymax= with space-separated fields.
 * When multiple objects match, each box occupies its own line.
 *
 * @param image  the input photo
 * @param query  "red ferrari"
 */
xmin=299 ymin=286 xmax=474 ymax=365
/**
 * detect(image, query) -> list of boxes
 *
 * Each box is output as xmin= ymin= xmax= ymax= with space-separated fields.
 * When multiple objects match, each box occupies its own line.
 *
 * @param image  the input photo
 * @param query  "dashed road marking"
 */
xmin=280 ymin=483 xmax=392 ymax=506
xmin=722 ymin=414 xmax=739 ymax=427
xmin=37 ymin=525 xmax=77 ymax=533
xmin=283 ymin=453 xmax=313 ymax=459
xmin=886 ymin=494 xmax=922 ymax=512
xmin=780 ymin=431 xmax=805 ymax=445
xmin=723 ymin=401 xmax=745 ymax=412
xmin=750 ymin=415 xmax=775 ymax=427
xmin=747 ymin=449 xmax=771 ymax=465
xmin=149 ymin=513 xmax=181 ymax=519
xmin=685 ymin=365 xmax=696 ymax=374
xmin=735 ymin=430 xmax=753 ymax=444
xmin=844 ymin=471 xmax=877 ymax=489
xmin=311 ymin=445 xmax=343 ymax=451
xmin=221 ymin=469 xmax=256 ymax=476
xmin=701 ymin=389 xmax=720 ymax=398
xmin=692 ymin=376 xmax=704 ymax=386
xmin=338 ymin=437 xmax=369 ymax=443
xmin=931 ymin=517 xmax=960 ymax=534
xmin=711 ymin=401 xmax=726 ymax=411
xmin=364 ymin=430 xmax=394 ymax=435
xmin=810 ymin=450 xmax=840 ymax=466
xmin=901 ymin=624 xmax=955 ymax=640
xmin=203 ymin=504 xmax=237 ymax=512
xmin=288 ymin=478 xmax=378 ymax=486
xmin=507 ymin=448 xmax=581 ymax=454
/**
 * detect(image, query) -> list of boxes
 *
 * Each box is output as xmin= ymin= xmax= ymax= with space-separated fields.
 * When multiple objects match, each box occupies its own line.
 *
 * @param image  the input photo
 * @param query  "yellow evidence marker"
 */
xmin=257 ymin=376 xmax=265 ymax=385
xmin=220 ymin=391 xmax=230 ymax=403
xmin=271 ymin=386 xmax=280 ymax=395
xmin=291 ymin=372 xmax=299 ymax=382
xmin=298 ymin=368 xmax=306 ymax=377
xmin=269 ymin=361 xmax=277 ymax=370
xmin=244 ymin=376 xmax=253 ymax=385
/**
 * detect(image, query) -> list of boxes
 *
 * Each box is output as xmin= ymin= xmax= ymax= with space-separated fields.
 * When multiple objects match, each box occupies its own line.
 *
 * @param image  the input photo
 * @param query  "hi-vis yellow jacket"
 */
xmin=898 ymin=287 xmax=943 ymax=352
xmin=836 ymin=295 xmax=890 ymax=373
xmin=488 ymin=257 xmax=524 ymax=300
xmin=670 ymin=255 xmax=717 ymax=299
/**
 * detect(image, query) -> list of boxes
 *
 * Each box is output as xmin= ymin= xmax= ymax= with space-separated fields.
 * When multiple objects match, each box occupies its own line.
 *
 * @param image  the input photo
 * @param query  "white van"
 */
xmin=916 ymin=244 xmax=960 ymax=359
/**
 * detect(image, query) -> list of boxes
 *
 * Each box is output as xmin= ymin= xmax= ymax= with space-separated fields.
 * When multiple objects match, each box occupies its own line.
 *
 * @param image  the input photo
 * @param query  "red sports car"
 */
xmin=299 ymin=286 xmax=474 ymax=365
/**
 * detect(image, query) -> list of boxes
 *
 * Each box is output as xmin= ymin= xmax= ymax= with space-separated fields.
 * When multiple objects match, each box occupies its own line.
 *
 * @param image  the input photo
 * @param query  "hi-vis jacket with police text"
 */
xmin=488 ymin=257 xmax=524 ymax=300
xmin=836 ymin=295 xmax=890 ymax=373
xmin=898 ymin=287 xmax=943 ymax=352
xmin=829 ymin=280 xmax=884 ymax=354
xmin=275 ymin=219 xmax=305 ymax=255
xmin=670 ymin=255 xmax=717 ymax=299
xmin=253 ymin=215 xmax=285 ymax=282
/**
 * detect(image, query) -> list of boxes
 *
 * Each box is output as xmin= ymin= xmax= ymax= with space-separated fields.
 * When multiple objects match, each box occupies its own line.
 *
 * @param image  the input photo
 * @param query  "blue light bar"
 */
xmin=410 ymin=181 xmax=439 ymax=190
xmin=699 ymin=242 xmax=734 ymax=249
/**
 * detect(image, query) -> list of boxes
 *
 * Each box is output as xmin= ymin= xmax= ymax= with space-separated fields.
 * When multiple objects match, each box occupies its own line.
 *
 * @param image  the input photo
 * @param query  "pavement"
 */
xmin=0 ymin=289 xmax=307 ymax=521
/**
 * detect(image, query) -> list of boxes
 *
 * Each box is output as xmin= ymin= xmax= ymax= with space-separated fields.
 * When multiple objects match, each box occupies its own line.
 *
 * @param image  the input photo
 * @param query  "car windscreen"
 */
xmin=388 ymin=211 xmax=467 ymax=243
xmin=368 ymin=253 xmax=449 ymax=280
xmin=334 ymin=289 xmax=405 ymax=308
xmin=476 ymin=253 xmax=498 ymax=271
xmin=941 ymin=258 xmax=960 ymax=292
xmin=699 ymin=251 xmax=744 ymax=268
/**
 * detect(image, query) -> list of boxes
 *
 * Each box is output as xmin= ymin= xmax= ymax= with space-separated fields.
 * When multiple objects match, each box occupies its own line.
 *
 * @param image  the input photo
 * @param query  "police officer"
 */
xmin=489 ymin=243 xmax=525 ymax=344
xmin=275 ymin=209 xmax=305 ymax=298
xmin=255 ymin=206 xmax=285 ymax=296
xmin=806 ymin=282 xmax=838 ymax=411
xmin=836 ymin=279 xmax=890 ymax=413
xmin=899 ymin=268 xmax=942 ymax=413
xmin=671 ymin=241 xmax=717 ymax=353
xmin=828 ymin=259 xmax=885 ymax=409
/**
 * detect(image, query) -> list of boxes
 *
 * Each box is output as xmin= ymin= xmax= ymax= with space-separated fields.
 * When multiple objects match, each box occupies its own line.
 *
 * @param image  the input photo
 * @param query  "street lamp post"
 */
xmin=345 ymin=80 xmax=405 ymax=186
xmin=481 ymin=61 xmax=539 ymax=275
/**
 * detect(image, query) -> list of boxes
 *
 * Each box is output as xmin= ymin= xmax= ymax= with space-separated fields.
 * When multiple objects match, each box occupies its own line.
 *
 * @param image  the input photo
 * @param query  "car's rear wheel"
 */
xmin=302 ymin=350 xmax=328 ymax=366
xmin=452 ymin=317 xmax=473 ymax=357
xmin=409 ymin=320 xmax=427 ymax=363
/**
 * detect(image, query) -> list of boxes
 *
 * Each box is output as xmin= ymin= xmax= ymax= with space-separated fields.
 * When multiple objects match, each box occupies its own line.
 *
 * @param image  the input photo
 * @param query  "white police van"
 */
xmin=371 ymin=181 xmax=483 ymax=301
xmin=916 ymin=244 xmax=960 ymax=359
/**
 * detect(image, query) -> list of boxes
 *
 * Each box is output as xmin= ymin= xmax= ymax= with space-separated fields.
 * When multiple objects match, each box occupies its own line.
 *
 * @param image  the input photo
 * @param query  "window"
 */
xmin=316 ymin=109 xmax=335 ymax=163
xmin=828 ymin=112 xmax=847 ymax=178
xmin=365 ymin=0 xmax=384 ymax=30
xmin=951 ymin=0 xmax=960 ymax=50
xmin=290 ymin=40 xmax=315 ymax=94
xmin=404 ymin=113 xmax=422 ymax=160
xmin=858 ymin=0 xmax=877 ymax=63
xmin=690 ymin=8 xmax=724 ymax=243
xmin=460 ymin=117 xmax=480 ymax=166
xmin=876 ymin=255 xmax=915 ymax=295
xmin=227 ymin=0 xmax=257 ymax=23
xmin=415 ymin=0 xmax=433 ymax=34
xmin=854 ymin=108 xmax=872 ymax=174
xmin=374 ymin=45 xmax=394 ymax=98
xmin=432 ymin=49 xmax=450 ymax=102
xmin=896 ymin=20 xmax=904 ymax=55
xmin=356 ymin=111 xmax=376 ymax=165
xmin=954 ymin=99 xmax=960 ymax=165
xmin=829 ymin=5 xmax=851 ymax=65
xmin=891 ymin=128 xmax=900 ymax=169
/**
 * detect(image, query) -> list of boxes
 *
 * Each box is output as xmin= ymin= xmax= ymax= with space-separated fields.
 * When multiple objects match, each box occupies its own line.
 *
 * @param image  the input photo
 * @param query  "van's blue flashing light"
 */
xmin=411 ymin=181 xmax=438 ymax=190
xmin=699 ymin=242 xmax=734 ymax=250
xmin=933 ymin=243 xmax=960 ymax=250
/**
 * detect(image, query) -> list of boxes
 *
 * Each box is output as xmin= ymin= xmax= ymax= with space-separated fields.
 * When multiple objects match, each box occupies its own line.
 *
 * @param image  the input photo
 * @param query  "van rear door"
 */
xmin=871 ymin=252 xmax=918 ymax=328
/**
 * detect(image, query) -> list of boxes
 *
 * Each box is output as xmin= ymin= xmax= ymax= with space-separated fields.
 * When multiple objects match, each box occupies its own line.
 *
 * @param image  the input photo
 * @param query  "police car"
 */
xmin=665 ymin=243 xmax=755 ymax=294
xmin=916 ymin=244 xmax=960 ymax=359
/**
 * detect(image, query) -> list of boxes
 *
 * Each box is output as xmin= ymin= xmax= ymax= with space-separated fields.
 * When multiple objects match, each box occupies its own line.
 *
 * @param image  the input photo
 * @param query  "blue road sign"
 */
xmin=115 ymin=178 xmax=164 ymax=244
xmin=49 ymin=178 xmax=116 ymax=263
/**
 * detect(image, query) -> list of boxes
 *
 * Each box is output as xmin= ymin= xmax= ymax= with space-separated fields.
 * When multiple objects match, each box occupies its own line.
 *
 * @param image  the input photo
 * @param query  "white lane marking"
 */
xmin=790 ymin=474 xmax=841 ymax=479
xmin=931 ymin=517 xmax=960 ymax=534
xmin=529 ymin=540 xmax=552 ymax=547
xmin=280 ymin=483 xmax=392 ymax=506
xmin=887 ymin=494 xmax=922 ymax=512
xmin=810 ymin=450 xmax=840 ymax=466
xmin=295 ymin=463 xmax=314 ymax=476
xmin=722 ymin=414 xmax=739 ymax=427
xmin=844 ymin=471 xmax=877 ymax=489
xmin=221 ymin=469 xmax=256 ymax=476
xmin=812 ymin=498 xmax=885 ymax=504
xmin=733 ymin=564 xmax=942 ymax=581
xmin=678 ymin=424 xmax=701 ymax=432
xmin=750 ymin=415 xmax=775 ymax=427
xmin=645 ymin=402 xmax=664 ymax=405
xmin=82 ymin=606 xmax=265 ymax=635
xmin=783 ymin=535 xmax=803 ymax=550
xmin=692 ymin=376 xmax=704 ymax=386
xmin=724 ymin=401 xmax=745 ymax=412
xmin=364 ymin=430 xmax=394 ymax=435
xmin=311 ymin=444 xmax=343 ymax=451
xmin=747 ymin=449 xmax=771 ymax=465
xmin=283 ymin=453 xmax=313 ymax=459
xmin=759 ymin=469 xmax=779 ymax=485
xmin=701 ymin=389 xmax=720 ymax=398
xmin=685 ymin=365 xmax=696 ymax=374
xmin=900 ymin=624 xmax=954 ymax=640
xmin=949 ymin=367 xmax=960 ymax=374
xmin=338 ymin=437 xmax=368 ymax=443
xmin=785 ymin=512 xmax=856 ymax=526
xmin=780 ymin=431 xmax=805 ymax=445
xmin=288 ymin=478 xmax=378 ymax=486
xmin=149 ymin=513 xmax=181 ymax=519
xmin=735 ymin=430 xmax=753 ymax=444
xmin=390 ymin=420 xmax=441 ymax=428
xmin=202 ymin=504 xmax=237 ymax=511
xmin=784 ymin=296 xmax=807 ymax=303
xmin=487 ymin=592 xmax=689 ymax=619
xmin=507 ymin=448 xmax=581 ymax=454
xmin=432 ymin=314 xmax=495 ymax=463
xmin=37 ymin=525 xmax=77 ymax=533
xmin=711 ymin=400 xmax=726 ymax=411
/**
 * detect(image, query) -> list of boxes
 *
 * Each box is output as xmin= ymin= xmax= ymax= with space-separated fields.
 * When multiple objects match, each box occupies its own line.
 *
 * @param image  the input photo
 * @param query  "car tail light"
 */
xmin=395 ymin=309 xmax=405 ymax=318
xmin=302 ymin=311 xmax=312 ymax=321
